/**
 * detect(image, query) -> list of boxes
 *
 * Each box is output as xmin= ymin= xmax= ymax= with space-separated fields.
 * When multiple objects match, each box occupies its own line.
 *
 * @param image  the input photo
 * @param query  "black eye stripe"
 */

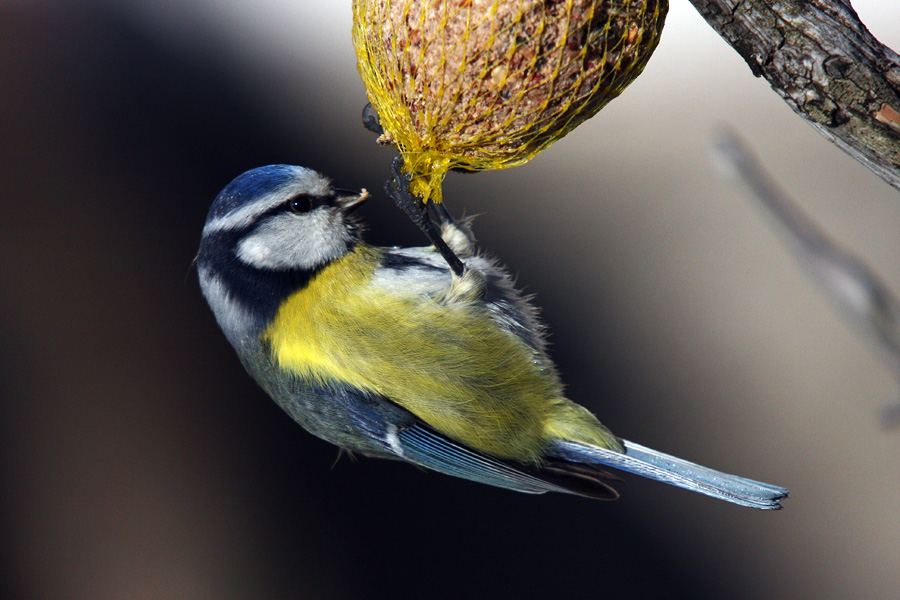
xmin=249 ymin=192 xmax=333 ymax=223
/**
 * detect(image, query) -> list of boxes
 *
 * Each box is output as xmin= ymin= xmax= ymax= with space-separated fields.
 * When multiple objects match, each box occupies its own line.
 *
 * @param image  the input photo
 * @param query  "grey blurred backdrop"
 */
xmin=2 ymin=1 xmax=899 ymax=599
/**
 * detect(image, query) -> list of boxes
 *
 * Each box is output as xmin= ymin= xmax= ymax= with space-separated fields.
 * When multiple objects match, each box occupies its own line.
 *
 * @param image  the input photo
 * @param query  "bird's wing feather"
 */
xmin=321 ymin=382 xmax=616 ymax=498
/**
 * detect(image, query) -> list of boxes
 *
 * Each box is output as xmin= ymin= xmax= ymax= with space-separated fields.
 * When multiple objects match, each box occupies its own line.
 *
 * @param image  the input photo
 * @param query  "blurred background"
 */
xmin=2 ymin=1 xmax=899 ymax=598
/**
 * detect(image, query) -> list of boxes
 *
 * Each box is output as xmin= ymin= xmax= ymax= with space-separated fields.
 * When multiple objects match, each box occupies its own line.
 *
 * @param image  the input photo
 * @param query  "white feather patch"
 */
xmin=385 ymin=424 xmax=404 ymax=457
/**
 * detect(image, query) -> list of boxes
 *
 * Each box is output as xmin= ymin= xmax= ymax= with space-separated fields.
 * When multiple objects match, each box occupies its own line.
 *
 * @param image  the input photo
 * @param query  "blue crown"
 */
xmin=207 ymin=164 xmax=308 ymax=220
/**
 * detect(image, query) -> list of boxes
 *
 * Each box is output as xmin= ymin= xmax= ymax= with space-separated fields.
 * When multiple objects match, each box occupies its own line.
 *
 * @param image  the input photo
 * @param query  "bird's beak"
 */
xmin=335 ymin=188 xmax=370 ymax=212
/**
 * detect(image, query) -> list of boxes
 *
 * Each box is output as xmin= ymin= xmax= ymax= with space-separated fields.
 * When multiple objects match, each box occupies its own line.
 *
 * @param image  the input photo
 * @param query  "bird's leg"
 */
xmin=429 ymin=202 xmax=456 ymax=227
xmin=361 ymin=103 xmax=383 ymax=136
xmin=429 ymin=201 xmax=476 ymax=258
xmin=385 ymin=155 xmax=466 ymax=276
xmin=363 ymin=103 xmax=468 ymax=275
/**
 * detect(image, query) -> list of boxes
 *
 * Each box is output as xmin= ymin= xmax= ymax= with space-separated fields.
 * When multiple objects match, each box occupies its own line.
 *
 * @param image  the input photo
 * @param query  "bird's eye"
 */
xmin=288 ymin=194 xmax=314 ymax=213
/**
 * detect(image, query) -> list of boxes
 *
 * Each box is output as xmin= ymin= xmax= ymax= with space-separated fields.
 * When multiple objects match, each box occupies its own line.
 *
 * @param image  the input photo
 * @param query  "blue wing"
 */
xmin=316 ymin=382 xmax=617 ymax=498
xmin=281 ymin=382 xmax=786 ymax=508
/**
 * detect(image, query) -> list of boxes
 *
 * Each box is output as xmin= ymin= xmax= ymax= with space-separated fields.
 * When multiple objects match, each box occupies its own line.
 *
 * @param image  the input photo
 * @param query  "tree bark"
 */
xmin=687 ymin=0 xmax=900 ymax=191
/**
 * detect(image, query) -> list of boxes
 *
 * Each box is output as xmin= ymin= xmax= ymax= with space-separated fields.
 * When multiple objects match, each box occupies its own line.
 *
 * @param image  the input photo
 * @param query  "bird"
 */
xmin=196 ymin=164 xmax=789 ymax=509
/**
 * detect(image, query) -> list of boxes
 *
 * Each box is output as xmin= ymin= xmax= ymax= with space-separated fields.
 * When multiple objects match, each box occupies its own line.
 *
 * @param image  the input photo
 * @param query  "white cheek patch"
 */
xmin=236 ymin=209 xmax=353 ymax=270
xmin=237 ymin=237 xmax=272 ymax=264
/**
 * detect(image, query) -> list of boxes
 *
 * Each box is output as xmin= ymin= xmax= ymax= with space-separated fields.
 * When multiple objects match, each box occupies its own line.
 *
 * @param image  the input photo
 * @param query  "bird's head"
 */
xmin=197 ymin=165 xmax=368 ymax=342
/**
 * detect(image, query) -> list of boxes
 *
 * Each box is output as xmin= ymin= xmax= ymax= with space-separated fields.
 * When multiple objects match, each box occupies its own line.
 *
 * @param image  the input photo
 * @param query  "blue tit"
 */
xmin=197 ymin=165 xmax=789 ymax=509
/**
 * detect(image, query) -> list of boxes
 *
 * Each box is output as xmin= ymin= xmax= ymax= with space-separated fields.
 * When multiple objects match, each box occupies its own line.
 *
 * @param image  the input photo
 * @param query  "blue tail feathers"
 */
xmin=548 ymin=439 xmax=789 ymax=510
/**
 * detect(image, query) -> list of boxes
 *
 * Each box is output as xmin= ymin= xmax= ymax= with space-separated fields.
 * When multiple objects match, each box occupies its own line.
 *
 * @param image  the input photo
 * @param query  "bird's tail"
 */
xmin=547 ymin=439 xmax=789 ymax=510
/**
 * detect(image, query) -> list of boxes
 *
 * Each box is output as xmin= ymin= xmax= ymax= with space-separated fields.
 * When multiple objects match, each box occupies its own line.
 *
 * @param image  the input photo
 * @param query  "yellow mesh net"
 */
xmin=353 ymin=0 xmax=668 ymax=203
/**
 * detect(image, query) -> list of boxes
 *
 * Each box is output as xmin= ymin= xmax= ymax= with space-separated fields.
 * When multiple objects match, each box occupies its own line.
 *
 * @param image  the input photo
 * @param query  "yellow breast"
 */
xmin=262 ymin=246 xmax=582 ymax=461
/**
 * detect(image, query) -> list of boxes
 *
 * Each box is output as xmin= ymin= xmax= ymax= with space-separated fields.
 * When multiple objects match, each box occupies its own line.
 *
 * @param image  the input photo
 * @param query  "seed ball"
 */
xmin=353 ymin=0 xmax=668 ymax=202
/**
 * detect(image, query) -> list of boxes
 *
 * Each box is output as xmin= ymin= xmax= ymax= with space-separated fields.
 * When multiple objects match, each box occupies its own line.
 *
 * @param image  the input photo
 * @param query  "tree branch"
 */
xmin=688 ymin=0 xmax=900 ymax=191
xmin=715 ymin=129 xmax=900 ymax=424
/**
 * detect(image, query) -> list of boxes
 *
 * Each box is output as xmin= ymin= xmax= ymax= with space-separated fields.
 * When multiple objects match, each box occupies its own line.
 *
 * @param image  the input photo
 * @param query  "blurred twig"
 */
xmin=688 ymin=0 xmax=900 ymax=192
xmin=715 ymin=129 xmax=900 ymax=425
